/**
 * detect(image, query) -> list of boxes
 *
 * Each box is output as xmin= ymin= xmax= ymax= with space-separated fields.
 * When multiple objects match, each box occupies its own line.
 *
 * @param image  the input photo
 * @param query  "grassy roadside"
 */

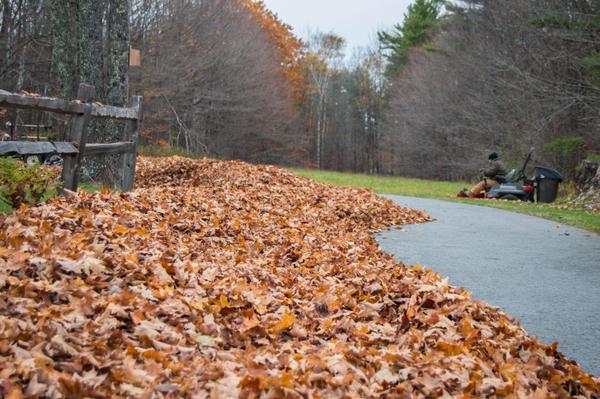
xmin=291 ymin=168 xmax=600 ymax=234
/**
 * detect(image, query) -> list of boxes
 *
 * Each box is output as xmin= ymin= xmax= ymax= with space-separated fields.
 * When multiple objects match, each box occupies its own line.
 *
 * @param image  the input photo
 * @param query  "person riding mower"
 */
xmin=458 ymin=152 xmax=508 ymax=198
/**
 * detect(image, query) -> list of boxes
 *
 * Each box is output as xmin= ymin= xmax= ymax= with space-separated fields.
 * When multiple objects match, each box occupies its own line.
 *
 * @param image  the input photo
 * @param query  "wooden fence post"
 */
xmin=1 ymin=86 xmax=142 ymax=193
xmin=61 ymin=84 xmax=95 ymax=192
xmin=121 ymin=95 xmax=142 ymax=191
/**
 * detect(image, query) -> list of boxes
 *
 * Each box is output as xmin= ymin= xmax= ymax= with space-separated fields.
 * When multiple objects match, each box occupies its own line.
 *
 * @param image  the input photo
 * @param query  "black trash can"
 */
xmin=534 ymin=166 xmax=564 ymax=203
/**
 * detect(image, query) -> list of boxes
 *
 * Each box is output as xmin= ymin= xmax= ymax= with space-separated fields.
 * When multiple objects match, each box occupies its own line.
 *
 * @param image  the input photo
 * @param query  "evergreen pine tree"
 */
xmin=378 ymin=0 xmax=445 ymax=75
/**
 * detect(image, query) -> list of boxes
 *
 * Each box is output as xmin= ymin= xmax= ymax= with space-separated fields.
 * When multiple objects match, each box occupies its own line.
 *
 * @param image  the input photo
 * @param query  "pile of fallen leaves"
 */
xmin=1 ymin=156 xmax=598 ymax=398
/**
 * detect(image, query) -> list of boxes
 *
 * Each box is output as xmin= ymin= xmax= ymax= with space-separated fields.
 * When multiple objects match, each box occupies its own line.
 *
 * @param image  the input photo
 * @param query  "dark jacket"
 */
xmin=482 ymin=160 xmax=508 ymax=179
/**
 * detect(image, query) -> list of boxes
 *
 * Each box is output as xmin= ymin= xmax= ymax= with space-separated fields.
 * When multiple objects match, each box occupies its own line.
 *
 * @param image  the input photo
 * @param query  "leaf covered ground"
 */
xmin=0 ymin=156 xmax=598 ymax=398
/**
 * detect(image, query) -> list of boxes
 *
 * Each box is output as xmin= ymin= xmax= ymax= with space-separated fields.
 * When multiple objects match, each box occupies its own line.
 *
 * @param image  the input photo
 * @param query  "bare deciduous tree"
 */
xmin=130 ymin=0 xmax=305 ymax=165
xmin=381 ymin=0 xmax=600 ymax=180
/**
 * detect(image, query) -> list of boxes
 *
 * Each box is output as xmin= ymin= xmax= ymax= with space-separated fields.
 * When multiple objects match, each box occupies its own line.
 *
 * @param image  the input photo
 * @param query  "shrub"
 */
xmin=543 ymin=137 xmax=588 ymax=179
xmin=583 ymin=52 xmax=600 ymax=87
xmin=0 ymin=157 xmax=60 ymax=209
xmin=529 ymin=15 xmax=571 ymax=29
xmin=586 ymin=153 xmax=600 ymax=161
xmin=423 ymin=43 xmax=447 ymax=53
xmin=544 ymin=137 xmax=586 ymax=157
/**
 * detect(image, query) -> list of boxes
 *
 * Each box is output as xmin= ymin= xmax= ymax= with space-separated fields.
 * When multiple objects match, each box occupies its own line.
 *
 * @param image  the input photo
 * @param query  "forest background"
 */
xmin=1 ymin=0 xmax=599 ymax=184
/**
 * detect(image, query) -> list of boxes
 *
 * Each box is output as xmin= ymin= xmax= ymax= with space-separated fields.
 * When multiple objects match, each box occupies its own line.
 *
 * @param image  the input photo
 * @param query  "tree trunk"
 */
xmin=51 ymin=0 xmax=103 ymax=100
xmin=50 ymin=0 xmax=77 ymax=99
xmin=0 ymin=0 xmax=11 ymax=72
xmin=93 ymin=0 xmax=129 ymax=146
xmin=77 ymin=0 xmax=104 ymax=97
xmin=106 ymin=0 xmax=129 ymax=109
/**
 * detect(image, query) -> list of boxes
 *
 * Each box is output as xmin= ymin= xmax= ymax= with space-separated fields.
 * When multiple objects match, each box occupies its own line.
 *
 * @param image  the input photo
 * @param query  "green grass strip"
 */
xmin=291 ymin=168 xmax=600 ymax=234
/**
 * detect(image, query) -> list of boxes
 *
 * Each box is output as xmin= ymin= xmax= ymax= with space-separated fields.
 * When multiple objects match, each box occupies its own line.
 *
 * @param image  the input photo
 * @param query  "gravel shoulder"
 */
xmin=376 ymin=195 xmax=600 ymax=376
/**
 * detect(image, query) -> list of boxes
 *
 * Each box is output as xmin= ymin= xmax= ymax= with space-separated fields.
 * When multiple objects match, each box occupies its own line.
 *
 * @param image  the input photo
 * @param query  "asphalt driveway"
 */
xmin=376 ymin=195 xmax=600 ymax=376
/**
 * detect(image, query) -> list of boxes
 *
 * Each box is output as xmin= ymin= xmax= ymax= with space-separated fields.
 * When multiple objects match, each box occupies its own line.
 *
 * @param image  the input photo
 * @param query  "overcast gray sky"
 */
xmin=261 ymin=0 xmax=413 ymax=54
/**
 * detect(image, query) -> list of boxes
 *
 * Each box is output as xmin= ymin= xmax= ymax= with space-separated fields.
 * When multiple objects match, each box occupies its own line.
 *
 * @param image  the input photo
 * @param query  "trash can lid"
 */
xmin=534 ymin=166 xmax=564 ymax=182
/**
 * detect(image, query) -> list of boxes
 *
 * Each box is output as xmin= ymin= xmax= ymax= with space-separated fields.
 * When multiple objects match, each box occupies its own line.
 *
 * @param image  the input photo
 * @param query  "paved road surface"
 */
xmin=376 ymin=195 xmax=600 ymax=375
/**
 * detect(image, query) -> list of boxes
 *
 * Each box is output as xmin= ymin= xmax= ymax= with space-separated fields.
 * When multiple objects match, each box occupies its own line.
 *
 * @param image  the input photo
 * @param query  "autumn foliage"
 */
xmin=0 ymin=156 xmax=598 ymax=397
xmin=239 ymin=0 xmax=307 ymax=105
xmin=130 ymin=0 xmax=307 ymax=164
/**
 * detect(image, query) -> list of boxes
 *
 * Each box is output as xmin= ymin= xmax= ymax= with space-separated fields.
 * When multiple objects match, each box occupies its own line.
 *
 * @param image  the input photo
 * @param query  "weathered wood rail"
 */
xmin=0 ymin=89 xmax=138 ymax=120
xmin=0 ymin=84 xmax=142 ymax=192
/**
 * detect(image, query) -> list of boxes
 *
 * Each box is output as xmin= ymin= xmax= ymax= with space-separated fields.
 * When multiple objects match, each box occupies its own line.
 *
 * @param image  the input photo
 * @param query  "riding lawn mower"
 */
xmin=470 ymin=148 xmax=564 ymax=203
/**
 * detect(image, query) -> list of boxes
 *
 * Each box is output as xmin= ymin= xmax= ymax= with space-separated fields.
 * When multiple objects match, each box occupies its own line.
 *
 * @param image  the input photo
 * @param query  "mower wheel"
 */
xmin=500 ymin=194 xmax=519 ymax=201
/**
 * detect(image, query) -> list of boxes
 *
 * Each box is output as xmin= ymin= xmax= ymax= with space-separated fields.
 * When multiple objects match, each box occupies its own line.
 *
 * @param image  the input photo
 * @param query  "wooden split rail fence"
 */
xmin=0 ymin=84 xmax=142 ymax=192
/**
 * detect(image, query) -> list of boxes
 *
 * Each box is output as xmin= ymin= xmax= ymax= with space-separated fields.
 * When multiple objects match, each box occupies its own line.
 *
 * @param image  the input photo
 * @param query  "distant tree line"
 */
xmin=307 ymin=0 xmax=600 ymax=180
xmin=0 ymin=0 xmax=389 ymax=174
xmin=378 ymin=0 xmax=600 ymax=179
xmin=129 ymin=0 xmax=309 ymax=166
xmin=129 ymin=1 xmax=388 ymax=172
xmin=300 ymin=31 xmax=386 ymax=173
xmin=0 ymin=0 xmax=309 ymax=170
xmin=1 ymin=0 xmax=599 ymax=181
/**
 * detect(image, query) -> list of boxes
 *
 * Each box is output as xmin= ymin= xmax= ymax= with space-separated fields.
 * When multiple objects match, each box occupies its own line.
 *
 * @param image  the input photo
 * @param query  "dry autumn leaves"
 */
xmin=1 ymin=156 xmax=599 ymax=398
